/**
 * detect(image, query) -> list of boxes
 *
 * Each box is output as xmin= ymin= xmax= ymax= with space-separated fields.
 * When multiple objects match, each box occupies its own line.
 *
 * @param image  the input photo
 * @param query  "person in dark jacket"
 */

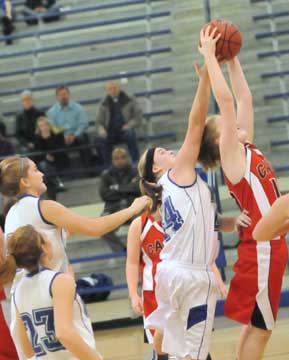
xmin=34 ymin=116 xmax=68 ymax=200
xmin=0 ymin=0 xmax=14 ymax=45
xmin=96 ymin=82 xmax=143 ymax=164
xmin=0 ymin=121 xmax=15 ymax=157
xmin=15 ymin=90 xmax=45 ymax=152
xmin=23 ymin=0 xmax=60 ymax=25
xmin=99 ymin=147 xmax=140 ymax=251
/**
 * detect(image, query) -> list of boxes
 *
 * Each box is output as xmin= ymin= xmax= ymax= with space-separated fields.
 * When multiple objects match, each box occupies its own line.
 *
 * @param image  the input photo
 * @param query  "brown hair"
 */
xmin=198 ymin=115 xmax=221 ymax=171
xmin=0 ymin=156 xmax=29 ymax=197
xmin=138 ymin=150 xmax=162 ymax=212
xmin=0 ymin=225 xmax=45 ymax=286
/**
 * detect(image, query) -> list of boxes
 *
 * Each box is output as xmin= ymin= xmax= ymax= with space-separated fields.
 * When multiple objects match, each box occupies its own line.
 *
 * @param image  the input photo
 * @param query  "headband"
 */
xmin=20 ymin=157 xmax=25 ymax=178
xmin=143 ymin=147 xmax=156 ymax=183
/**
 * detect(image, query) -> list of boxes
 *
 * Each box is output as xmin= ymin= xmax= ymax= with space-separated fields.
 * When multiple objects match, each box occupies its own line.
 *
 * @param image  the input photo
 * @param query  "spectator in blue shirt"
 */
xmin=47 ymin=85 xmax=91 ymax=167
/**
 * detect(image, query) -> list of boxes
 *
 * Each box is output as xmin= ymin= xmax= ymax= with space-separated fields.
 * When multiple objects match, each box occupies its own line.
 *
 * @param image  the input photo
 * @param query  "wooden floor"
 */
xmin=94 ymin=318 xmax=289 ymax=360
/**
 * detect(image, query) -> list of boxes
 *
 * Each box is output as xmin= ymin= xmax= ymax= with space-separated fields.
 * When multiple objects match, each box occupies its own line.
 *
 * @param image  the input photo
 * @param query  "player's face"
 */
xmin=153 ymin=147 xmax=176 ymax=174
xmin=22 ymin=160 xmax=47 ymax=196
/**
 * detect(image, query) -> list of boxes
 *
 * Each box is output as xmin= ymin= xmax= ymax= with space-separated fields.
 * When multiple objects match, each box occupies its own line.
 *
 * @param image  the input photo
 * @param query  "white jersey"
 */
xmin=5 ymin=194 xmax=68 ymax=273
xmin=13 ymin=268 xmax=95 ymax=360
xmin=159 ymin=171 xmax=219 ymax=266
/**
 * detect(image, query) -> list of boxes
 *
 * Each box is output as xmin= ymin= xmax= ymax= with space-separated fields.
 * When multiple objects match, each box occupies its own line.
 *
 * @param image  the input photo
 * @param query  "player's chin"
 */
xmin=40 ymin=183 xmax=48 ymax=194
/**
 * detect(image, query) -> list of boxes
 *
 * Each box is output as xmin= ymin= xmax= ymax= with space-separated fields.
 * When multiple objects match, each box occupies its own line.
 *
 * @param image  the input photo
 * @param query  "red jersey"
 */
xmin=226 ymin=143 xmax=284 ymax=242
xmin=140 ymin=211 xmax=164 ymax=291
xmin=0 ymin=287 xmax=5 ymax=301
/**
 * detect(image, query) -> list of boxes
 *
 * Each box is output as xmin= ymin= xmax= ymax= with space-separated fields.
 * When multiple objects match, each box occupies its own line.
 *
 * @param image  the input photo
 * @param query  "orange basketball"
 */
xmin=200 ymin=19 xmax=242 ymax=61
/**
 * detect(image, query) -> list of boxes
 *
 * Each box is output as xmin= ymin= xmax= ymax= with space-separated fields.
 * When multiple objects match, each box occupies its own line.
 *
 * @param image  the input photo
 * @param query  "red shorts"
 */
xmin=143 ymin=290 xmax=158 ymax=343
xmin=224 ymin=239 xmax=288 ymax=330
xmin=0 ymin=302 xmax=18 ymax=360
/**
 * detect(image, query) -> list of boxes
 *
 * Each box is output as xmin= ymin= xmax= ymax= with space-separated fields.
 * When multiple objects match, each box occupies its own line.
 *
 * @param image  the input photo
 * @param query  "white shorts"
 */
xmin=145 ymin=261 xmax=218 ymax=360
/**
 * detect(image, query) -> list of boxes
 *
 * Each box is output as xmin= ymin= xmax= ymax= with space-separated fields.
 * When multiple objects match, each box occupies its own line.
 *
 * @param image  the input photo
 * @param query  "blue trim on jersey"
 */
xmin=18 ymin=193 xmax=37 ymax=201
xmin=167 ymin=169 xmax=197 ymax=188
xmin=187 ymin=304 xmax=208 ymax=329
xmin=37 ymin=199 xmax=54 ymax=226
xmin=49 ymin=272 xmax=62 ymax=298
xmin=26 ymin=267 xmax=51 ymax=277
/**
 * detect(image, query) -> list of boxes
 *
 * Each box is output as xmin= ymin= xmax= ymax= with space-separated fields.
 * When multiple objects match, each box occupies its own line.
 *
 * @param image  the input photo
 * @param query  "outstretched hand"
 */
xmin=198 ymin=25 xmax=221 ymax=58
xmin=194 ymin=62 xmax=209 ymax=81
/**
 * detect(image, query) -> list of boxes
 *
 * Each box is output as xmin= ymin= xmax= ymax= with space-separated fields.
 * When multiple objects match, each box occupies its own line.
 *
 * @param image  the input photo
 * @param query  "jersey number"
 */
xmin=22 ymin=308 xmax=65 ymax=356
xmin=163 ymin=196 xmax=184 ymax=241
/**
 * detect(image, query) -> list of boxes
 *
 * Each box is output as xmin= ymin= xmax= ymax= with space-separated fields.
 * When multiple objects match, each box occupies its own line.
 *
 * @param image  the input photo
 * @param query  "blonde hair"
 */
xmin=138 ymin=150 xmax=162 ymax=212
xmin=112 ymin=147 xmax=127 ymax=159
xmin=198 ymin=115 xmax=220 ymax=171
xmin=0 ymin=156 xmax=29 ymax=197
xmin=35 ymin=116 xmax=54 ymax=136
xmin=0 ymin=225 xmax=45 ymax=286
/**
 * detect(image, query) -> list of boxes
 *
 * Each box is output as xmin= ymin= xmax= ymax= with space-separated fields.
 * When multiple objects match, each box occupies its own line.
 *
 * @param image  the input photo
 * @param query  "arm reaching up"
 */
xmin=170 ymin=63 xmax=210 ymax=186
xmin=199 ymin=26 xmax=246 ymax=185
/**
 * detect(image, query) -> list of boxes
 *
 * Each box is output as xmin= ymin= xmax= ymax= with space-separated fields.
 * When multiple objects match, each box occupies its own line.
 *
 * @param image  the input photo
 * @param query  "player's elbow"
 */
xmin=55 ymin=326 xmax=74 ymax=345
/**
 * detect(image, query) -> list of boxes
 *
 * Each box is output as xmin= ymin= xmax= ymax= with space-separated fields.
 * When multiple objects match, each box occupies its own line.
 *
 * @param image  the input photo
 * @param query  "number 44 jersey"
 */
xmin=13 ymin=268 xmax=95 ymax=360
xmin=159 ymin=170 xmax=219 ymax=266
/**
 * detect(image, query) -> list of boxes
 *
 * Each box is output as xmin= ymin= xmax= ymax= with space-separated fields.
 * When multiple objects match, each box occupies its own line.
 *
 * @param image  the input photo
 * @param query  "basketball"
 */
xmin=200 ymin=19 xmax=242 ymax=61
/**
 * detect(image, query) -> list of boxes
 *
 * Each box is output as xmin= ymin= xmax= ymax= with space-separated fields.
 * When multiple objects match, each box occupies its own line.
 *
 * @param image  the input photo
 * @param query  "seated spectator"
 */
xmin=0 ymin=0 xmax=14 ymax=45
xmin=96 ymin=82 xmax=142 ymax=164
xmin=99 ymin=148 xmax=140 ymax=251
xmin=15 ymin=90 xmax=45 ymax=153
xmin=34 ymin=116 xmax=68 ymax=200
xmin=23 ymin=0 xmax=60 ymax=25
xmin=0 ymin=121 xmax=15 ymax=157
xmin=47 ymin=85 xmax=91 ymax=168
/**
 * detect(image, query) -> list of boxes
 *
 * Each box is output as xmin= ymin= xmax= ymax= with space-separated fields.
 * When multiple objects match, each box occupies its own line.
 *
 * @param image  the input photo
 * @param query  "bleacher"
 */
xmin=1 ymin=0 xmax=289 ymax=325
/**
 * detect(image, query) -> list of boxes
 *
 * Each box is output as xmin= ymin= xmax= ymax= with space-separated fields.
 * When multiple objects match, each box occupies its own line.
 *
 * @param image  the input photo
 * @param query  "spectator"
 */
xmin=0 ymin=121 xmax=15 ymax=157
xmin=47 ymin=85 xmax=91 ymax=168
xmin=99 ymin=148 xmax=140 ymax=251
xmin=23 ymin=0 xmax=60 ymax=25
xmin=15 ymin=90 xmax=45 ymax=152
xmin=96 ymin=82 xmax=142 ymax=164
xmin=0 ymin=0 xmax=14 ymax=45
xmin=34 ymin=116 xmax=68 ymax=200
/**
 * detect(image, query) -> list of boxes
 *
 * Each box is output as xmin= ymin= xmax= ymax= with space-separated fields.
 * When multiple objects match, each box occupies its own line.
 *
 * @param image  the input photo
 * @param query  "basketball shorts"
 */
xmin=145 ymin=261 xmax=219 ymax=360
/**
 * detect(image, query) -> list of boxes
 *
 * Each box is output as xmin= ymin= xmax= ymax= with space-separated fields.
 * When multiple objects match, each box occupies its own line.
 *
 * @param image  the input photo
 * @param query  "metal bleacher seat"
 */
xmin=252 ymin=9 xmax=289 ymax=21
xmin=0 ymin=28 xmax=171 ymax=59
xmin=0 ymin=66 xmax=172 ymax=96
xmin=255 ymin=28 xmax=289 ymax=39
xmin=267 ymin=114 xmax=289 ymax=124
xmin=261 ymin=68 xmax=289 ymax=79
xmin=0 ymin=10 xmax=170 ymax=43
xmin=264 ymin=91 xmax=289 ymax=101
xmin=258 ymin=47 xmax=289 ymax=59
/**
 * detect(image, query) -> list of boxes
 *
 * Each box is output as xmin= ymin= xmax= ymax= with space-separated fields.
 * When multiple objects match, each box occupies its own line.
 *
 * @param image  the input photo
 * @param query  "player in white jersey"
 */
xmin=138 ymin=30 xmax=222 ymax=360
xmin=0 ymin=155 xmax=150 ymax=359
xmin=0 ymin=224 xmax=102 ymax=360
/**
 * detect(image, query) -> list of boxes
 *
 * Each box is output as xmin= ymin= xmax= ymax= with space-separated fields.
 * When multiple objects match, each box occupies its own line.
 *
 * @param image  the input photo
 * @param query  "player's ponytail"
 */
xmin=138 ymin=149 xmax=162 ymax=212
xmin=198 ymin=115 xmax=221 ymax=171
xmin=0 ymin=225 xmax=45 ymax=286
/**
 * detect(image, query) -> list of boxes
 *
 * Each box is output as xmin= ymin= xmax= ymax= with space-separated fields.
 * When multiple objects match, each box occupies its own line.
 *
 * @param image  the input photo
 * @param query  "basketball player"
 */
xmin=137 ymin=28 xmax=222 ymax=360
xmin=0 ymin=227 xmax=18 ymax=360
xmin=0 ymin=155 xmax=150 ymax=359
xmin=0 ymin=224 xmax=102 ymax=360
xmin=198 ymin=27 xmax=288 ymax=360
xmin=126 ymin=180 xmax=250 ymax=360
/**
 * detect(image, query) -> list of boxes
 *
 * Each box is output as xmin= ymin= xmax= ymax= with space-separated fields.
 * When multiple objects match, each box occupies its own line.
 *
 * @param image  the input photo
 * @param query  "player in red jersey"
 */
xmin=198 ymin=28 xmax=288 ymax=360
xmin=0 ymin=228 xmax=18 ymax=360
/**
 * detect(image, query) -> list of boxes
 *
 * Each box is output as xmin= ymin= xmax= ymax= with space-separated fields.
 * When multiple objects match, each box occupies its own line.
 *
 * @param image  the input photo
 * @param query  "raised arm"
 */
xmin=126 ymin=217 xmax=143 ymax=315
xmin=199 ymin=26 xmax=246 ymax=184
xmin=40 ymin=196 xmax=150 ymax=237
xmin=53 ymin=274 xmax=103 ymax=360
xmin=170 ymin=63 xmax=210 ymax=185
xmin=253 ymin=194 xmax=289 ymax=241
xmin=227 ymin=57 xmax=254 ymax=142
